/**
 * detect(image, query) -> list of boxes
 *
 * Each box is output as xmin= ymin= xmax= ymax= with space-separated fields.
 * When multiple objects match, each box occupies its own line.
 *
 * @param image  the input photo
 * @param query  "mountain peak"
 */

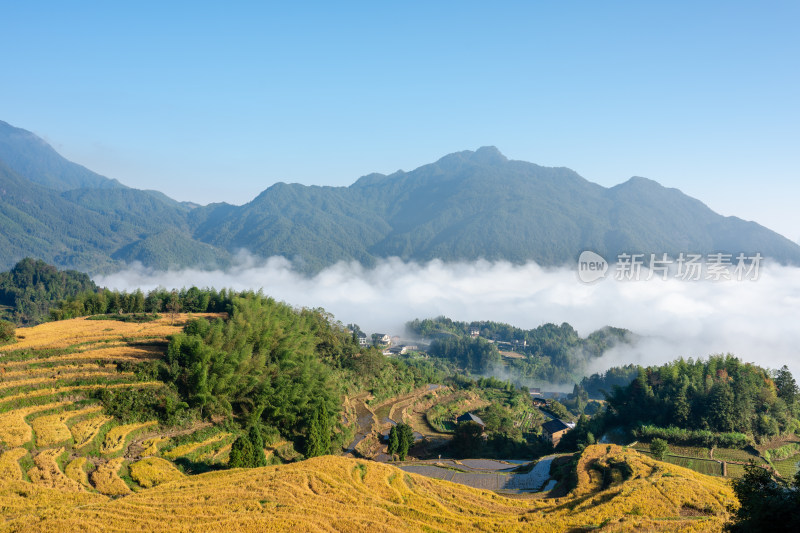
xmin=471 ymin=145 xmax=507 ymax=164
xmin=0 ymin=119 xmax=125 ymax=191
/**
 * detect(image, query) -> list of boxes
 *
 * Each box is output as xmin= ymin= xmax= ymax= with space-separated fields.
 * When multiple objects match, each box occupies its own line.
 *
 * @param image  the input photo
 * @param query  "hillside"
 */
xmin=0 ymin=120 xmax=123 ymax=191
xmin=0 ymin=316 xmax=737 ymax=531
xmin=2 ymin=120 xmax=799 ymax=273
xmin=0 ymin=442 xmax=736 ymax=532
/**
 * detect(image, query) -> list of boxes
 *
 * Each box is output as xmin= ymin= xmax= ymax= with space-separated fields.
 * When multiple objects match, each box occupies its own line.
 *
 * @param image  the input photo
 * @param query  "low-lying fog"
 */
xmin=96 ymin=254 xmax=800 ymax=381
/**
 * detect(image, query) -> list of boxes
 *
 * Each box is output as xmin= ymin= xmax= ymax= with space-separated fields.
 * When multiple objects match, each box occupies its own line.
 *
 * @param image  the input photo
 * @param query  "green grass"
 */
xmin=633 ymin=444 xmax=709 ymax=459
xmin=712 ymin=447 xmax=763 ymax=463
xmin=638 ymin=450 xmax=723 ymax=476
xmin=771 ymin=457 xmax=800 ymax=479
xmin=725 ymin=463 xmax=747 ymax=478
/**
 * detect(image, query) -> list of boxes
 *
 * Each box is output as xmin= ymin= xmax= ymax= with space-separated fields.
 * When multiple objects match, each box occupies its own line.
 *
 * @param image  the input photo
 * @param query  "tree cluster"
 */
xmin=604 ymin=355 xmax=799 ymax=443
xmin=165 ymin=293 xmax=341 ymax=454
xmin=0 ymin=258 xmax=97 ymax=324
xmin=428 ymin=336 xmax=500 ymax=373
xmin=409 ymin=316 xmax=631 ymax=383
xmin=229 ymin=426 xmax=269 ymax=468
xmin=727 ymin=463 xmax=800 ymax=532
xmin=51 ymin=286 xmax=233 ymax=320
xmin=387 ymin=423 xmax=414 ymax=460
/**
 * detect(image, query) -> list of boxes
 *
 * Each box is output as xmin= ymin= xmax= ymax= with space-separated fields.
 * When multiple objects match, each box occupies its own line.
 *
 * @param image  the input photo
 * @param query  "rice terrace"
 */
xmin=3 ymin=6 xmax=800 ymax=527
xmin=0 ymin=312 xmax=751 ymax=531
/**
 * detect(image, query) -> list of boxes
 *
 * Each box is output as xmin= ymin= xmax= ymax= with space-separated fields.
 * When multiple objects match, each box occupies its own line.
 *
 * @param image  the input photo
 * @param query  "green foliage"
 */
xmin=633 ymin=425 xmax=752 ymax=449
xmin=451 ymin=421 xmax=484 ymax=458
xmin=248 ymin=426 xmax=267 ymax=467
xmin=228 ymin=436 xmax=255 ymax=468
xmin=428 ymin=336 xmax=500 ymax=373
xmin=52 ymin=286 xmax=232 ymax=321
xmin=727 ymin=462 xmax=800 ymax=532
xmin=94 ymin=385 xmax=191 ymax=426
xmin=387 ymin=426 xmax=399 ymax=456
xmin=579 ymin=364 xmax=639 ymax=399
xmin=0 ymin=258 xmax=97 ymax=324
xmin=305 ymin=403 xmax=332 ymax=458
xmin=546 ymin=401 xmax=573 ymax=422
xmin=0 ymin=319 xmax=14 ymax=344
xmin=773 ymin=365 xmax=799 ymax=409
xmin=395 ymin=423 xmax=414 ymax=461
xmin=165 ymin=292 xmax=342 ymax=452
xmin=605 ymin=355 xmax=797 ymax=442
xmin=410 ymin=316 xmax=632 ymax=383
xmin=650 ymin=438 xmax=669 ymax=460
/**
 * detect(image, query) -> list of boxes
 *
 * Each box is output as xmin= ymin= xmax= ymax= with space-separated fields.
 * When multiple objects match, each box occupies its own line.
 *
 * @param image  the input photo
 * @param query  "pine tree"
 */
xmin=249 ymin=426 xmax=267 ymax=467
xmin=387 ymin=425 xmax=399 ymax=456
xmin=306 ymin=409 xmax=323 ymax=458
xmin=229 ymin=435 xmax=255 ymax=468
xmin=774 ymin=365 xmax=798 ymax=408
xmin=673 ymin=385 xmax=691 ymax=426
xmin=396 ymin=423 xmax=414 ymax=461
xmin=316 ymin=403 xmax=331 ymax=456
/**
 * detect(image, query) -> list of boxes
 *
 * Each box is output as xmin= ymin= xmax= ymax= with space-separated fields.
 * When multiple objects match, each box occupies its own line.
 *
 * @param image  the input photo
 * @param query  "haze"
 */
xmin=97 ymin=255 xmax=800 ymax=381
xmin=1 ymin=3 xmax=798 ymax=241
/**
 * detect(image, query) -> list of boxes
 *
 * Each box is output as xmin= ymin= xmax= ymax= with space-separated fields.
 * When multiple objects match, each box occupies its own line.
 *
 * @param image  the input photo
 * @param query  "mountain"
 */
xmin=0 ymin=120 xmax=124 ymax=190
xmin=1 ymin=119 xmax=799 ymax=273
xmin=194 ymin=145 xmax=800 ymax=269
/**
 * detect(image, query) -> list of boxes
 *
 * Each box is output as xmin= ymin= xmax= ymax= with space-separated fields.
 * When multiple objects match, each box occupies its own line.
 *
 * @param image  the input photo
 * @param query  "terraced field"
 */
xmin=0 ymin=319 xmax=742 ymax=530
xmin=0 ymin=445 xmax=736 ymax=532
xmin=633 ymin=440 xmax=798 ymax=480
xmin=0 ymin=315 xmax=232 ymax=497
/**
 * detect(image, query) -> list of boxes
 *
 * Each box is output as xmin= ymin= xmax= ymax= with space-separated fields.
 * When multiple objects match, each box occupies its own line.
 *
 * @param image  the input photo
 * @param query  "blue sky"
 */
xmin=2 ymin=1 xmax=798 ymax=240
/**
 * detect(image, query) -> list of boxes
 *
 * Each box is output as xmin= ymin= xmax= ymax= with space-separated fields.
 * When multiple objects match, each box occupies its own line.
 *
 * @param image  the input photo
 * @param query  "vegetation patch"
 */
xmin=129 ymin=457 xmax=184 ymax=488
xmin=91 ymin=457 xmax=131 ymax=496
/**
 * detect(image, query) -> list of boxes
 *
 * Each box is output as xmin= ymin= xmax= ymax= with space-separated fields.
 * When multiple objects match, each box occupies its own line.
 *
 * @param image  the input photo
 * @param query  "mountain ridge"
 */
xmin=1 ymin=120 xmax=798 ymax=273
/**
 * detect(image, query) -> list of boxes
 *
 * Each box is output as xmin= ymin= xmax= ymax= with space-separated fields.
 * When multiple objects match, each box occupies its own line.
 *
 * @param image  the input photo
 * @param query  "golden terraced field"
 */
xmin=0 ymin=317 xmax=737 ymax=532
xmin=0 ymin=316 xmax=233 ymax=498
xmin=0 ymin=446 xmax=736 ymax=532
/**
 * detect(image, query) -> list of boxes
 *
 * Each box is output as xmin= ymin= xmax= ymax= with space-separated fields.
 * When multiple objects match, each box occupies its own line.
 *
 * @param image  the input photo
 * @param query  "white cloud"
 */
xmin=95 ymin=255 xmax=800 ymax=381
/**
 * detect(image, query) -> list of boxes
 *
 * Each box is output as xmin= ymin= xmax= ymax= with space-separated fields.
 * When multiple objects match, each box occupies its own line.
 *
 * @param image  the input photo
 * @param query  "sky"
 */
xmin=1 ymin=2 xmax=798 ymax=240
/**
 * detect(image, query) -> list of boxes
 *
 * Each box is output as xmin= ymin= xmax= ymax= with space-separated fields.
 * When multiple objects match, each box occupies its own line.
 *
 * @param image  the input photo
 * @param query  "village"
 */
xmin=343 ymin=326 xmax=582 ymax=493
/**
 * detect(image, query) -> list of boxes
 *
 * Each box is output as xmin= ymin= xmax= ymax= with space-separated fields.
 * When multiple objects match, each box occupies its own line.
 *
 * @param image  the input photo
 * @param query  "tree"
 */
xmin=773 ymin=366 xmax=798 ymax=408
xmin=650 ymin=438 xmax=669 ymax=460
xmin=673 ymin=385 xmax=691 ymax=426
xmin=228 ymin=435 xmax=255 ymax=468
xmin=451 ymin=421 xmax=483 ymax=458
xmin=166 ymin=290 xmax=181 ymax=322
xmin=727 ymin=462 xmax=800 ymax=532
xmin=0 ymin=320 xmax=14 ymax=344
xmin=396 ymin=423 xmax=414 ymax=460
xmin=249 ymin=426 xmax=267 ymax=467
xmin=708 ymin=381 xmax=736 ymax=432
xmin=305 ymin=403 xmax=332 ymax=458
xmin=387 ymin=425 xmax=399 ymax=457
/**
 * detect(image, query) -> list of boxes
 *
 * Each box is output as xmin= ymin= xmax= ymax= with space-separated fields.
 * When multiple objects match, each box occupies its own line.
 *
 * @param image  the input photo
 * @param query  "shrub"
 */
xmin=0 ymin=320 xmax=15 ymax=344
xmin=650 ymin=438 xmax=669 ymax=460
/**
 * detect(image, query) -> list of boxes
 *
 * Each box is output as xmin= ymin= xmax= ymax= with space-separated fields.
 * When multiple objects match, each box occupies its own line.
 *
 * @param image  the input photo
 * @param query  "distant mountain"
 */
xmin=192 ymin=145 xmax=800 ymax=270
xmin=0 ymin=120 xmax=124 ymax=190
xmin=1 ymin=119 xmax=799 ymax=273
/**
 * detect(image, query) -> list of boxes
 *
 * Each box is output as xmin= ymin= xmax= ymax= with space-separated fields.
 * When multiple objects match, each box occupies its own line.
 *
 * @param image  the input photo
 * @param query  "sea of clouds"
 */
xmin=96 ymin=253 xmax=800 ymax=381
